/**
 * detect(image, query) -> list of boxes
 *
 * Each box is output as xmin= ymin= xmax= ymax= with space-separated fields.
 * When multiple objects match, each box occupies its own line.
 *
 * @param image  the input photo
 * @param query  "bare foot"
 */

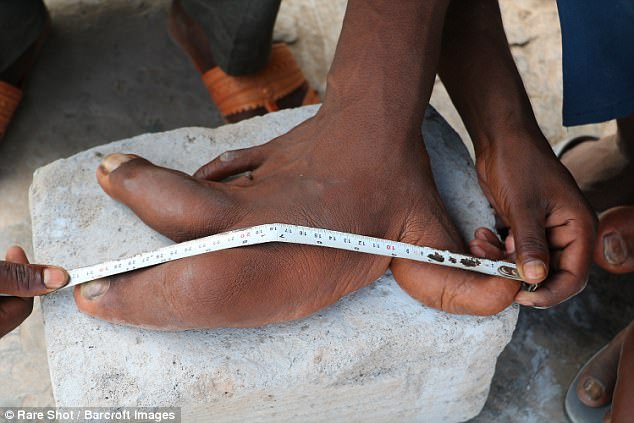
xmin=73 ymin=110 xmax=521 ymax=329
xmin=574 ymin=322 xmax=634 ymax=423
xmin=594 ymin=206 xmax=634 ymax=274
xmin=560 ymin=113 xmax=634 ymax=211
xmin=611 ymin=322 xmax=634 ymax=422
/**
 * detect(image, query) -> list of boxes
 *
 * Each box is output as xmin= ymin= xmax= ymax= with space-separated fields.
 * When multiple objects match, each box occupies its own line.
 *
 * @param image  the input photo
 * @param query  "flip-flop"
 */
xmin=553 ymin=135 xmax=600 ymax=159
xmin=564 ymin=345 xmax=612 ymax=423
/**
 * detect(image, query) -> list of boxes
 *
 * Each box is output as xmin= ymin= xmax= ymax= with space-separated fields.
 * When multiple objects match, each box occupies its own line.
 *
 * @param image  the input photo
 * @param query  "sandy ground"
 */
xmin=0 ymin=0 xmax=632 ymax=421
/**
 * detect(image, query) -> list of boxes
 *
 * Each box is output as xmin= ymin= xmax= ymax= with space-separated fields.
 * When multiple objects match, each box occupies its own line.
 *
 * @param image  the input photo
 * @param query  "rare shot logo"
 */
xmin=1 ymin=407 xmax=180 ymax=422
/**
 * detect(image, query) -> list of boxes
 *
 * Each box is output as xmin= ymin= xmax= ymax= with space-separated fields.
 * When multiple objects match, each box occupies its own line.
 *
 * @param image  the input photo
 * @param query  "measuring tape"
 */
xmin=1 ymin=223 xmax=528 ymax=297
xmin=64 ymin=223 xmax=524 ymax=287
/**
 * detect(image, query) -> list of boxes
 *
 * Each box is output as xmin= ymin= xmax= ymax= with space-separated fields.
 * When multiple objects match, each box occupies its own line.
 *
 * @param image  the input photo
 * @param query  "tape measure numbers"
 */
xmin=1 ymin=223 xmax=530 ymax=297
xmin=66 ymin=223 xmax=523 ymax=287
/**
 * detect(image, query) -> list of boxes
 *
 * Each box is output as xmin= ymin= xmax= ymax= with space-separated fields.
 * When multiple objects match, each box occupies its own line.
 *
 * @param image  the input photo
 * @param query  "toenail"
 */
xmin=80 ymin=279 xmax=110 ymax=300
xmin=522 ymin=260 xmax=547 ymax=281
xmin=582 ymin=377 xmax=605 ymax=402
xmin=43 ymin=267 xmax=69 ymax=290
xmin=603 ymin=232 xmax=628 ymax=265
xmin=99 ymin=153 xmax=136 ymax=175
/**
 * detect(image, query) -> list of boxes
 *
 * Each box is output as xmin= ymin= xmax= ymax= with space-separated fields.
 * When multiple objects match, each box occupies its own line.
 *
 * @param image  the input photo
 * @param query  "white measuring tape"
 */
xmin=63 ymin=223 xmax=524 ymax=288
xmin=1 ymin=223 xmax=529 ymax=297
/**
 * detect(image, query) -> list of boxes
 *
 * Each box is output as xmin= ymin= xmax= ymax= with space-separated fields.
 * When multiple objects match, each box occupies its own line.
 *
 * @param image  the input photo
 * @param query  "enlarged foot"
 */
xmin=73 ymin=112 xmax=520 ymax=329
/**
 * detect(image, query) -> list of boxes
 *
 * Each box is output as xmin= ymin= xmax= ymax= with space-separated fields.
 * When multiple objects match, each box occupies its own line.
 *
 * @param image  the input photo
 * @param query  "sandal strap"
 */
xmin=0 ymin=81 xmax=23 ymax=139
xmin=202 ymin=44 xmax=308 ymax=118
xmin=302 ymin=87 xmax=321 ymax=106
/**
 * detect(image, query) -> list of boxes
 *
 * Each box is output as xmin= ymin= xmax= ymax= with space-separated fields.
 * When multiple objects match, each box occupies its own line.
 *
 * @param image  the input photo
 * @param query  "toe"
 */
xmin=594 ymin=207 xmax=634 ymax=273
xmin=97 ymin=153 xmax=240 ymax=241
xmin=392 ymin=213 xmax=519 ymax=315
xmin=576 ymin=327 xmax=629 ymax=407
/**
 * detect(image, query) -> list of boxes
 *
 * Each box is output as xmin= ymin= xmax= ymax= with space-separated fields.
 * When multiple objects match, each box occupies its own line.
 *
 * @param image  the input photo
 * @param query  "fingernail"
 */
xmin=43 ymin=267 xmax=69 ymax=289
xmin=219 ymin=151 xmax=235 ymax=162
xmin=582 ymin=377 xmax=605 ymax=402
xmin=80 ymin=280 xmax=110 ymax=300
xmin=99 ymin=153 xmax=135 ymax=174
xmin=522 ymin=260 xmax=547 ymax=281
xmin=603 ymin=232 xmax=628 ymax=265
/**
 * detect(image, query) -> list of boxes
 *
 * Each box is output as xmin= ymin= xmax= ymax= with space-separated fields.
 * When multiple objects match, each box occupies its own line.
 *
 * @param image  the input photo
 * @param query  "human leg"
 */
xmin=170 ymin=0 xmax=318 ymax=123
xmin=0 ymin=0 xmax=49 ymax=139
xmin=560 ymin=113 xmax=634 ymax=211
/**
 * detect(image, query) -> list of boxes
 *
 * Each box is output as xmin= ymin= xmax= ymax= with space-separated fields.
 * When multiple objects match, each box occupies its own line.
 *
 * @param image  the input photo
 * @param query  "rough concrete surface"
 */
xmin=1 ymin=0 xmax=633 ymax=421
xmin=30 ymin=105 xmax=517 ymax=422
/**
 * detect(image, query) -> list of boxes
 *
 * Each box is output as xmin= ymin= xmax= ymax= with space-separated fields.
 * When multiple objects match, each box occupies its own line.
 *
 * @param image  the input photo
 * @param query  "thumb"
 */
xmin=507 ymin=207 xmax=549 ymax=284
xmin=0 ymin=246 xmax=69 ymax=297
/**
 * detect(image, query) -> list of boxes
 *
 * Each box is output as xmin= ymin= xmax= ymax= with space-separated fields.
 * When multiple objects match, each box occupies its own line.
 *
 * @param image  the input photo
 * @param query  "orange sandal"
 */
xmin=168 ymin=0 xmax=319 ymax=123
xmin=202 ymin=43 xmax=320 ymax=119
xmin=0 ymin=9 xmax=50 ymax=141
xmin=0 ymin=81 xmax=23 ymax=140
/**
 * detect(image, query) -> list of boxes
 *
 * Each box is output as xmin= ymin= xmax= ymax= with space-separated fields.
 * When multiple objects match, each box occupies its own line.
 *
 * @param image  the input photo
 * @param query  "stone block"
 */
xmin=30 ymin=105 xmax=518 ymax=422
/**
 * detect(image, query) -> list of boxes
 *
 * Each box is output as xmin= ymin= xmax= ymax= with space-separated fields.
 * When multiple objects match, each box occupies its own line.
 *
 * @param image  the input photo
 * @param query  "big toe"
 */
xmin=594 ymin=206 xmax=634 ymax=273
xmin=576 ymin=327 xmax=628 ymax=407
xmin=391 ymin=217 xmax=519 ymax=316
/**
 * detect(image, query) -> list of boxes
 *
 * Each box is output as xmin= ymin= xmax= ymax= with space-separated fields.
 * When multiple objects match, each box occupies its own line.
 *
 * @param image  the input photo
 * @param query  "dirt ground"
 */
xmin=0 ymin=1 xmax=632 ymax=421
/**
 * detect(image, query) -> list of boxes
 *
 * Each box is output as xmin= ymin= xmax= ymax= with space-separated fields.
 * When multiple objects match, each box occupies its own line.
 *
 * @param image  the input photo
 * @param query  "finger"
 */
xmin=514 ymin=237 xmax=589 ymax=307
xmin=97 ymin=154 xmax=240 ymax=241
xmin=392 ymin=217 xmax=519 ymax=316
xmin=6 ymin=246 xmax=28 ymax=263
xmin=193 ymin=145 xmax=269 ymax=181
xmin=514 ymin=209 xmax=595 ymax=307
xmin=0 ymin=297 xmax=33 ymax=337
xmin=474 ymin=227 xmax=504 ymax=248
xmin=468 ymin=238 xmax=505 ymax=260
xmin=505 ymin=232 xmax=516 ymax=256
xmin=470 ymin=227 xmax=506 ymax=259
xmin=507 ymin=206 xmax=550 ymax=284
xmin=0 ymin=246 xmax=68 ymax=296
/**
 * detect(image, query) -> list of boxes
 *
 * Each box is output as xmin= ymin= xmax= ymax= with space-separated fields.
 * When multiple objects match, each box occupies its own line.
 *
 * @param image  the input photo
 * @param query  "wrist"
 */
xmin=470 ymin=114 xmax=551 ymax=156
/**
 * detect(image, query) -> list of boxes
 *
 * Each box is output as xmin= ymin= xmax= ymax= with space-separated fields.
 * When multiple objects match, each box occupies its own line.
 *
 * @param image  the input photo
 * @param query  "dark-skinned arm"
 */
xmin=438 ymin=0 xmax=596 ymax=307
